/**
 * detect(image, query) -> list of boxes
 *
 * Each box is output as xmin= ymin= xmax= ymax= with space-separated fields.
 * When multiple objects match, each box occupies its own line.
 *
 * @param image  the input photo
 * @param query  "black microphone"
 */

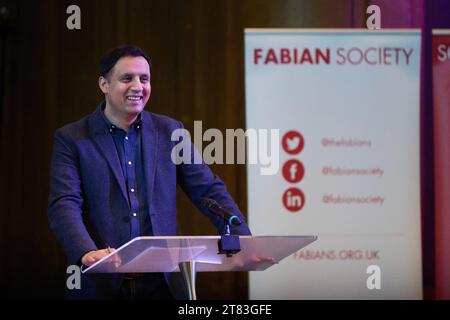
xmin=201 ymin=198 xmax=242 ymax=226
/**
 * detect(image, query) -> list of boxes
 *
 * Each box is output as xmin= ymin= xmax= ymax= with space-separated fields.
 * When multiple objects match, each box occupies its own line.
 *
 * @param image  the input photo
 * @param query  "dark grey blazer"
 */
xmin=48 ymin=104 xmax=251 ymax=299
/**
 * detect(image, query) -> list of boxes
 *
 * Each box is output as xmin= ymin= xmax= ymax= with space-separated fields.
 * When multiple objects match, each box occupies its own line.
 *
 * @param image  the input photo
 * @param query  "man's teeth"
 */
xmin=127 ymin=96 xmax=141 ymax=101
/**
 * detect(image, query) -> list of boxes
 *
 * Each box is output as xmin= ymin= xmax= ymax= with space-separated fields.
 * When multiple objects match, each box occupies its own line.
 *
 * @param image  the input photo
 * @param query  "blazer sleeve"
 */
xmin=47 ymin=129 xmax=97 ymax=264
xmin=175 ymin=122 xmax=251 ymax=236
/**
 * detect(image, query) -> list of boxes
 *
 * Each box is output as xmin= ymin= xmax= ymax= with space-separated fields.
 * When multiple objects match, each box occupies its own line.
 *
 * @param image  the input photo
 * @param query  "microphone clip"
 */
xmin=218 ymin=223 xmax=241 ymax=258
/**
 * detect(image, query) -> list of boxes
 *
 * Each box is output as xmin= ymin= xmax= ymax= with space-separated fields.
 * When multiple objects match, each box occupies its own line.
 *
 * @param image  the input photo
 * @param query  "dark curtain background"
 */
xmin=0 ymin=0 xmax=446 ymax=299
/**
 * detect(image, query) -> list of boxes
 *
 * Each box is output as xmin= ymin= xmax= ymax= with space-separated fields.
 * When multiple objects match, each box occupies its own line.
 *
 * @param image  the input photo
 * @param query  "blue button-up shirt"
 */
xmin=101 ymin=109 xmax=153 ymax=239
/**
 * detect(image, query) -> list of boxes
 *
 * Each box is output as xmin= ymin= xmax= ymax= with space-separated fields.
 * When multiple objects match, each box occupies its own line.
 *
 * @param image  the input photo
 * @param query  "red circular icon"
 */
xmin=282 ymin=159 xmax=305 ymax=183
xmin=282 ymin=188 xmax=305 ymax=212
xmin=282 ymin=131 xmax=304 ymax=155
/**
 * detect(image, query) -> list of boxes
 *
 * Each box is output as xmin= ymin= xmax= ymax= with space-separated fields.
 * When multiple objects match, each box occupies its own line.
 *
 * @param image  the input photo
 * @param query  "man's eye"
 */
xmin=141 ymin=78 xmax=149 ymax=83
xmin=121 ymin=77 xmax=131 ymax=82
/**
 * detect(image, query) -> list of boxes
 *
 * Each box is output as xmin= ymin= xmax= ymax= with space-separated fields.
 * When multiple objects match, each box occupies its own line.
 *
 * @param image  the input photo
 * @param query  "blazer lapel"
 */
xmin=89 ymin=107 xmax=129 ymax=206
xmin=141 ymin=112 xmax=158 ymax=215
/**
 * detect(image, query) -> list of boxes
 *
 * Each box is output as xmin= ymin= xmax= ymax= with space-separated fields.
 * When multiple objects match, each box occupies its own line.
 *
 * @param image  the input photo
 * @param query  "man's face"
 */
xmin=99 ymin=56 xmax=151 ymax=118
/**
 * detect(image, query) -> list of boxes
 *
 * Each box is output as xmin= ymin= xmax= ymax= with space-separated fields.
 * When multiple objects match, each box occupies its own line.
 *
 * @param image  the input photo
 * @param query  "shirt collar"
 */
xmin=100 ymin=101 xmax=142 ymax=133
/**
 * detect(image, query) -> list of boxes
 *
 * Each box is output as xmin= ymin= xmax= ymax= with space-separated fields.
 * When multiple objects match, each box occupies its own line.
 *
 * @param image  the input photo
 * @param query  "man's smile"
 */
xmin=126 ymin=95 xmax=143 ymax=101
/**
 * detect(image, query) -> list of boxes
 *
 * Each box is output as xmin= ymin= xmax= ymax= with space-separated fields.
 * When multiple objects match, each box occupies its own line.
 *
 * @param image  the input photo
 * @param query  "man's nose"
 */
xmin=130 ymin=78 xmax=143 ymax=91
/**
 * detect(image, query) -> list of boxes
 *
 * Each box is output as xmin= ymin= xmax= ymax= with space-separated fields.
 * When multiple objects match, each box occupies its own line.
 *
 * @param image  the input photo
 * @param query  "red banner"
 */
xmin=432 ymin=30 xmax=450 ymax=300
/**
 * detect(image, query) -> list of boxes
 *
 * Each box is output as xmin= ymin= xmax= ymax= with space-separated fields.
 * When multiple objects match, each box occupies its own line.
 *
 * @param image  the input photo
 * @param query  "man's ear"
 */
xmin=98 ymin=76 xmax=109 ymax=94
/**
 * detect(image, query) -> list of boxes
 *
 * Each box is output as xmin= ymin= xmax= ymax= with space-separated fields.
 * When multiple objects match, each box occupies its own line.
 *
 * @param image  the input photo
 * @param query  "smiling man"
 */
xmin=47 ymin=45 xmax=251 ymax=300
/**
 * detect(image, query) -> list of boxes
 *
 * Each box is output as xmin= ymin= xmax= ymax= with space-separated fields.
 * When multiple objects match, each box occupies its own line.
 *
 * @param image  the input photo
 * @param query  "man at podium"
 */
xmin=47 ymin=45 xmax=251 ymax=299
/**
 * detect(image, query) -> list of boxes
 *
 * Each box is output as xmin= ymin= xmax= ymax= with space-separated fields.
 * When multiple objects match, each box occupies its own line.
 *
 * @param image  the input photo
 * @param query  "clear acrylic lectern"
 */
xmin=82 ymin=235 xmax=317 ymax=300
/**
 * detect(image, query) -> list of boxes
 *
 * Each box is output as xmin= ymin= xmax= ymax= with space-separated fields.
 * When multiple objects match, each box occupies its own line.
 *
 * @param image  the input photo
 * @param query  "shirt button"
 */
xmin=131 ymin=188 xmax=135 ymax=192
xmin=125 ymin=136 xmax=129 ymax=140
xmin=132 ymin=212 xmax=137 ymax=217
xmin=109 ymin=129 xmax=113 ymax=133
xmin=128 ymin=161 xmax=132 ymax=165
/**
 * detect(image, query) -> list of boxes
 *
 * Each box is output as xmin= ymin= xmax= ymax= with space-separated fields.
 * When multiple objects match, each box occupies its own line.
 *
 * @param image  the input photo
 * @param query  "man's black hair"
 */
xmin=99 ymin=45 xmax=152 ymax=78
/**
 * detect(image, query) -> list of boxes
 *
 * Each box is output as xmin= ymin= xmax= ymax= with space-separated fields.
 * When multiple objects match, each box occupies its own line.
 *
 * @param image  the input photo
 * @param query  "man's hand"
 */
xmin=231 ymin=253 xmax=278 ymax=270
xmin=81 ymin=248 xmax=116 ymax=266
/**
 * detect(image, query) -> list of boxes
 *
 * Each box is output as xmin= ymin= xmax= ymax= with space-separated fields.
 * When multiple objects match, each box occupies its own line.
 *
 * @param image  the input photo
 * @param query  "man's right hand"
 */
xmin=81 ymin=248 xmax=115 ymax=266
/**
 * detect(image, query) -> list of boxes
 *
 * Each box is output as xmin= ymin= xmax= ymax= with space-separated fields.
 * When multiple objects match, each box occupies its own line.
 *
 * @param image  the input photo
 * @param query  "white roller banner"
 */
xmin=245 ymin=29 xmax=422 ymax=299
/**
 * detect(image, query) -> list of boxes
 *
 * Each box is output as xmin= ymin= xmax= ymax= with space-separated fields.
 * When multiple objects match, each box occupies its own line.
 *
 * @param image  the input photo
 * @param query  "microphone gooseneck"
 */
xmin=201 ymin=198 xmax=242 ymax=226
